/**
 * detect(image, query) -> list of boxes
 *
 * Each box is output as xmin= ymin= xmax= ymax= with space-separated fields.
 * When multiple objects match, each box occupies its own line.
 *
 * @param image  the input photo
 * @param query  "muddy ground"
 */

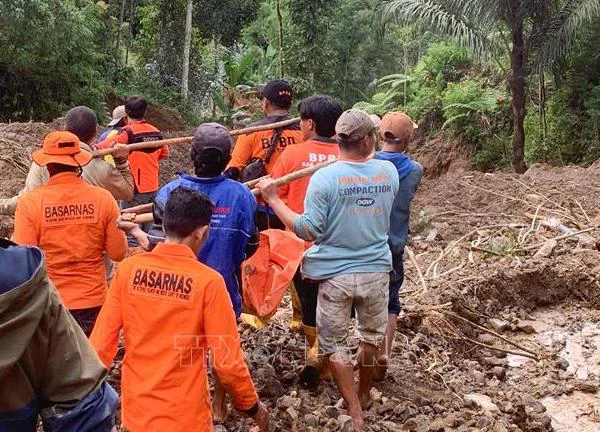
xmin=1 ymin=122 xmax=600 ymax=431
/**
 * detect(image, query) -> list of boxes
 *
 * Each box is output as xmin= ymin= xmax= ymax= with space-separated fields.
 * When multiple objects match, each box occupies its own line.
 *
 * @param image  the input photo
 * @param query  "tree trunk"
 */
xmin=509 ymin=19 xmax=527 ymax=173
xmin=116 ymin=0 xmax=127 ymax=54
xmin=212 ymin=36 xmax=218 ymax=118
xmin=538 ymin=70 xmax=548 ymax=161
xmin=125 ymin=0 xmax=136 ymax=65
xmin=276 ymin=0 xmax=284 ymax=77
xmin=181 ymin=0 xmax=193 ymax=99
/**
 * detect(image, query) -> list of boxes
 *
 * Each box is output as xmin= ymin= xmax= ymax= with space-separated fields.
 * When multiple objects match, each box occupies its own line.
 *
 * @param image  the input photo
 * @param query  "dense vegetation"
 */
xmin=1 ymin=0 xmax=599 ymax=171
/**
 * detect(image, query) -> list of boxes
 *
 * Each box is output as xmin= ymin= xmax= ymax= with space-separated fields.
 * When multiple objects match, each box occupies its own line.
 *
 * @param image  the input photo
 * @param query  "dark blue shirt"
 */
xmin=374 ymin=152 xmax=423 ymax=254
xmin=154 ymin=174 xmax=257 ymax=316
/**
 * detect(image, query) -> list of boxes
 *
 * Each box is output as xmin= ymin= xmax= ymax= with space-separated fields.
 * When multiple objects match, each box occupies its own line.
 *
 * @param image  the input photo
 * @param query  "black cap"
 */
xmin=192 ymin=123 xmax=232 ymax=154
xmin=261 ymin=80 xmax=293 ymax=109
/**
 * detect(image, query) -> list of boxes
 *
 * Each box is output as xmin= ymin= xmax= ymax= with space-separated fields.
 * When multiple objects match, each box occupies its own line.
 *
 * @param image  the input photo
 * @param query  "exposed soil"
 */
xmin=2 ymin=122 xmax=600 ymax=431
xmin=105 ymin=92 xmax=187 ymax=132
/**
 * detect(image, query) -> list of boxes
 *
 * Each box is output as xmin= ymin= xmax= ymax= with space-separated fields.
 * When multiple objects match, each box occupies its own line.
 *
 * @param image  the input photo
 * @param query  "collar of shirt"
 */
xmin=47 ymin=171 xmax=85 ymax=186
xmin=311 ymin=136 xmax=337 ymax=144
xmin=152 ymin=242 xmax=198 ymax=260
xmin=179 ymin=173 xmax=226 ymax=184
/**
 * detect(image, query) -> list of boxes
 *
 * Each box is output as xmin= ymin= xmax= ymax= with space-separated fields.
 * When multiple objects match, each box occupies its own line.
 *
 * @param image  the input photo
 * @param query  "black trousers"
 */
xmin=293 ymin=271 xmax=319 ymax=328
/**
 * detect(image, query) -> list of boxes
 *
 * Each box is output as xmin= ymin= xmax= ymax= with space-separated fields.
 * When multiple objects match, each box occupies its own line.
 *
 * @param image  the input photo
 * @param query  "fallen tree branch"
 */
xmin=460 ymin=335 xmax=539 ymax=360
xmin=522 ymin=227 xmax=596 ymax=251
xmin=443 ymin=310 xmax=538 ymax=357
xmin=405 ymin=246 xmax=428 ymax=297
xmin=523 ymin=212 xmax=596 ymax=246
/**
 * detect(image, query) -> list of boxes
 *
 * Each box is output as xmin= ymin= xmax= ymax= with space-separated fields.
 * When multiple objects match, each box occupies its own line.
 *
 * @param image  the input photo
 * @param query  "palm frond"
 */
xmin=442 ymin=113 xmax=470 ymax=129
xmin=533 ymin=0 xmax=600 ymax=68
xmin=378 ymin=0 xmax=494 ymax=60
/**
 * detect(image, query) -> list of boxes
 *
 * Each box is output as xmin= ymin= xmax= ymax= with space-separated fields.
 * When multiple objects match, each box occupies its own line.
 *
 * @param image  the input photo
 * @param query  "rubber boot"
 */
xmin=239 ymin=313 xmax=269 ymax=329
xmin=299 ymin=325 xmax=322 ymax=387
xmin=289 ymin=283 xmax=303 ymax=333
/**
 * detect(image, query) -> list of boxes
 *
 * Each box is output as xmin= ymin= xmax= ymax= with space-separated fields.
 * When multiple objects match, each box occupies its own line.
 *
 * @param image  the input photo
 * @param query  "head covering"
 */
xmin=107 ymin=105 xmax=126 ymax=127
xmin=380 ymin=112 xmax=418 ymax=143
xmin=32 ymin=131 xmax=92 ymax=167
xmin=335 ymin=109 xmax=374 ymax=142
xmin=261 ymin=80 xmax=293 ymax=108
xmin=192 ymin=123 xmax=232 ymax=155
xmin=370 ymin=114 xmax=382 ymax=130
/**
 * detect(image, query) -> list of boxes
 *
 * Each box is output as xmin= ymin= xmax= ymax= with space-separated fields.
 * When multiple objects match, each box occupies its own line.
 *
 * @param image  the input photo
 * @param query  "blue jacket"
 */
xmin=153 ymin=174 xmax=258 ymax=316
xmin=374 ymin=152 xmax=423 ymax=254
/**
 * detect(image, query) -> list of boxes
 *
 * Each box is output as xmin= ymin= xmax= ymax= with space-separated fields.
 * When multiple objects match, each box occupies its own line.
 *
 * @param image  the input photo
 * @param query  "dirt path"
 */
xmin=2 ymin=121 xmax=600 ymax=431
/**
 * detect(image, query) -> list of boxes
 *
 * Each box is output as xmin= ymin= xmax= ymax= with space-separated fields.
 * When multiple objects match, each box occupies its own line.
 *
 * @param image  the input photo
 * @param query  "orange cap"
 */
xmin=380 ymin=112 xmax=418 ymax=143
xmin=32 ymin=131 xmax=92 ymax=167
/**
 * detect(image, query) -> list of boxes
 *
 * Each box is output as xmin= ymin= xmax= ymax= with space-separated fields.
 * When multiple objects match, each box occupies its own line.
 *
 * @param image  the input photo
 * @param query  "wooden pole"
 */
xmin=93 ymin=117 xmax=300 ymax=157
xmin=249 ymin=161 xmax=334 ymax=196
xmin=124 ymin=160 xmax=335 ymax=222
xmin=120 ymin=174 xmax=270 ymax=214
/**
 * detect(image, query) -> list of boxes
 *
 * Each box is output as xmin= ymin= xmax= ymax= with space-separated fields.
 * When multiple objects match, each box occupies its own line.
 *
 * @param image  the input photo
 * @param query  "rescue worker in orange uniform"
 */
xmin=90 ymin=186 xmax=269 ymax=432
xmin=96 ymin=96 xmax=169 ymax=212
xmin=13 ymin=131 xmax=128 ymax=335
xmin=224 ymin=80 xmax=303 ymax=231
xmin=271 ymin=95 xmax=343 ymax=386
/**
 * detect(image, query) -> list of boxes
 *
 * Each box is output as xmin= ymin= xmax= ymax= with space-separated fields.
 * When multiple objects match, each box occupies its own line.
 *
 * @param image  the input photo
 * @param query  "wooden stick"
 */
xmin=444 ymin=310 xmax=538 ymax=356
xmin=125 ymin=161 xmax=335 ymax=221
xmin=122 ymin=212 xmax=154 ymax=224
xmin=250 ymin=161 xmax=334 ymax=196
xmin=522 ymin=227 xmax=595 ymax=251
xmin=92 ymin=117 xmax=300 ymax=157
xmin=122 ymin=202 xmax=154 ymax=214
xmin=120 ymin=175 xmax=270 ymax=214
xmin=460 ymin=336 xmax=539 ymax=360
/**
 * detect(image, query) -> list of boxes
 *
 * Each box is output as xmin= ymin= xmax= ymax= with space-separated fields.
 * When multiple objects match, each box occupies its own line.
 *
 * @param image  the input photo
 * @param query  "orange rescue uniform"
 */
xmin=13 ymin=172 xmax=127 ymax=309
xmin=271 ymin=137 xmax=340 ymax=213
xmin=97 ymin=120 xmax=168 ymax=193
xmin=227 ymin=116 xmax=303 ymax=175
xmin=90 ymin=242 xmax=259 ymax=432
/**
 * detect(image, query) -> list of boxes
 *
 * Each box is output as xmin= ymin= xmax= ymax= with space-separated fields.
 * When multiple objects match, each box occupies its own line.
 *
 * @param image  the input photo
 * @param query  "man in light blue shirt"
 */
xmin=258 ymin=109 xmax=399 ymax=432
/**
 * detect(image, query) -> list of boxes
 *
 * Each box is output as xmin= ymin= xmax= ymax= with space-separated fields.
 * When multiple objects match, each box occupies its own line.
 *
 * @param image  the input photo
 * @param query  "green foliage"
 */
xmin=0 ymin=0 xmax=107 ymax=121
xmin=194 ymin=0 xmax=261 ymax=46
xmin=114 ymin=68 xmax=200 ymax=126
xmin=523 ymin=86 xmax=600 ymax=166
xmin=441 ymin=78 xmax=510 ymax=170
xmin=442 ymin=79 xmax=508 ymax=143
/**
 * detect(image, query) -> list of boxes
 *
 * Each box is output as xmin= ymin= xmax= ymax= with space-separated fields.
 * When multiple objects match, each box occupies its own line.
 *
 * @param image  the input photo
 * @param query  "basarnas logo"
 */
xmin=356 ymin=197 xmax=375 ymax=207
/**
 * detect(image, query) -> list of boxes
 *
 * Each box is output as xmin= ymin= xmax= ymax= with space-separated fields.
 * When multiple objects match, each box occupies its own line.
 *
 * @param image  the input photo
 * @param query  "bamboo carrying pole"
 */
xmin=93 ymin=117 xmax=300 ymax=157
xmin=123 ymin=161 xmax=335 ymax=223
xmin=120 ymin=174 xmax=270 ymax=214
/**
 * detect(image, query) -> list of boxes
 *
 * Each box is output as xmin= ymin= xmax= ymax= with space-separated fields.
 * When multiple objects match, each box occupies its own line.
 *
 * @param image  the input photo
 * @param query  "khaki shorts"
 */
xmin=317 ymin=272 xmax=389 ymax=355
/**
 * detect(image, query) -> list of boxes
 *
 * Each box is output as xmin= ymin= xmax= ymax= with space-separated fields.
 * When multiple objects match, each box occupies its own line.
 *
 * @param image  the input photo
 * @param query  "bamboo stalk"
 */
xmin=120 ymin=175 xmax=270 ymax=214
xmin=92 ymin=117 xmax=300 ymax=157
xmin=250 ymin=161 xmax=334 ymax=196
xmin=123 ymin=212 xmax=154 ymax=224
xmin=125 ymin=160 xmax=335 ymax=221
xmin=122 ymin=202 xmax=153 ymax=214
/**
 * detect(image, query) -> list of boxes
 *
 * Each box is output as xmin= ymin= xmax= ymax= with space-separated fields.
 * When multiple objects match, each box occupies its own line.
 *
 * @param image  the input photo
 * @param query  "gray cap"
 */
xmin=336 ymin=109 xmax=375 ymax=142
xmin=192 ymin=123 xmax=232 ymax=154
xmin=108 ymin=105 xmax=126 ymax=126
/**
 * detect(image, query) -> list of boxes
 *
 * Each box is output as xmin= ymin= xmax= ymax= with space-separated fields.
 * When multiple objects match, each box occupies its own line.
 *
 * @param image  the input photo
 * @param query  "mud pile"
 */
xmin=217 ymin=162 xmax=600 ymax=432
xmin=2 ymin=118 xmax=599 ymax=431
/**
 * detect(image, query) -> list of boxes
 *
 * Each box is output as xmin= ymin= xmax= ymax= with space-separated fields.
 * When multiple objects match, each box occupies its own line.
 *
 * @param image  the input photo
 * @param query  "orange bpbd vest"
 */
xmin=123 ymin=122 xmax=164 ymax=193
